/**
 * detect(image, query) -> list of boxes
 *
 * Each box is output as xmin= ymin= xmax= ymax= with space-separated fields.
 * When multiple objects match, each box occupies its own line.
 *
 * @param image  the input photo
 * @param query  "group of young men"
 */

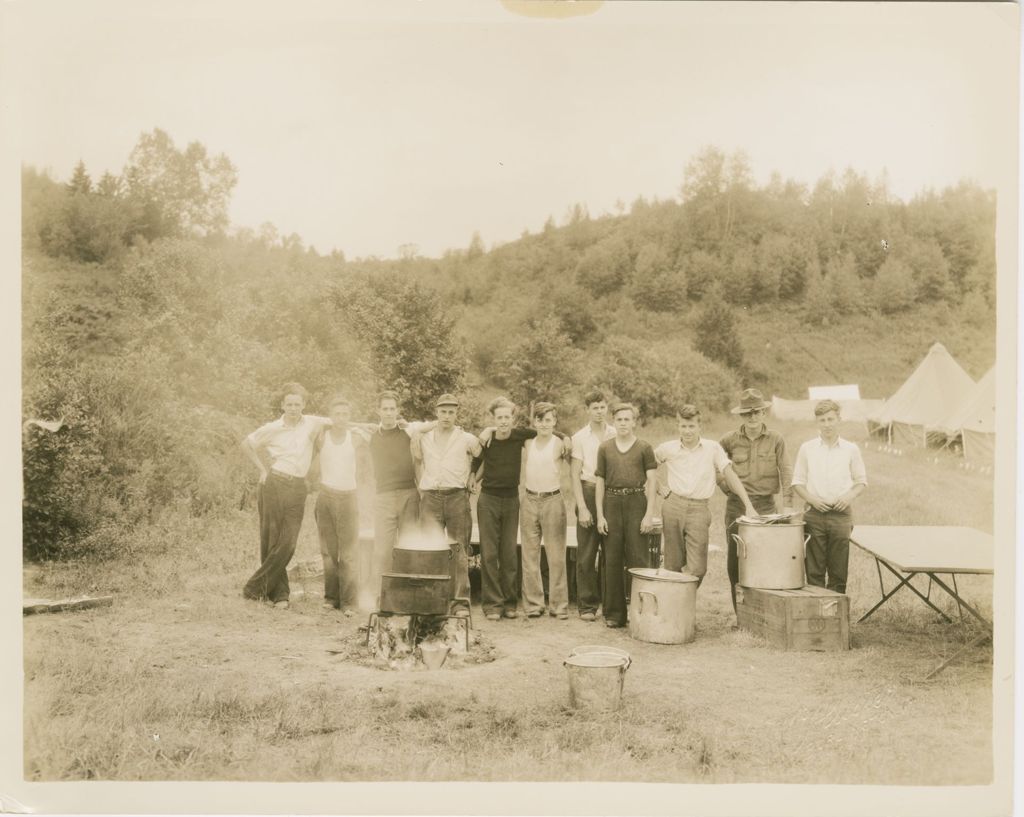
xmin=240 ymin=383 xmax=867 ymax=628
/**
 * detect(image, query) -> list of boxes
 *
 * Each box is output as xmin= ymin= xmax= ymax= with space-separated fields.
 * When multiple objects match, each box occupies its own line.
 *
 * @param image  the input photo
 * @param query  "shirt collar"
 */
xmin=740 ymin=424 xmax=766 ymax=440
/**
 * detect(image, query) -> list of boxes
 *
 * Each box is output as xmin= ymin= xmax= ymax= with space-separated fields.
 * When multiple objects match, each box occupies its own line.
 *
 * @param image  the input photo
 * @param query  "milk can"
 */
xmin=627 ymin=568 xmax=699 ymax=644
xmin=734 ymin=520 xmax=807 ymax=589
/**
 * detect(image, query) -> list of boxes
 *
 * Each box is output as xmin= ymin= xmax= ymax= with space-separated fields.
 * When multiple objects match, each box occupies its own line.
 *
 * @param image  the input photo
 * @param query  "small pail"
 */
xmin=418 ymin=641 xmax=450 ymax=670
xmin=563 ymin=650 xmax=631 ymax=712
xmin=568 ymin=645 xmax=631 ymax=662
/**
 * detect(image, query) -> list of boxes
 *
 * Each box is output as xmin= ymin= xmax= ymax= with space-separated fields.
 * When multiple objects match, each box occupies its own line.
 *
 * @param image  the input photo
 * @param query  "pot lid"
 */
xmin=627 ymin=567 xmax=699 ymax=583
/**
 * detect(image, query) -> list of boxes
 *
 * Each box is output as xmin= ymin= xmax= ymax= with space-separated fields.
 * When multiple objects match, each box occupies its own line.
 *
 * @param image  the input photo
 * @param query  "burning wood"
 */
xmin=367 ymin=613 xmax=470 ymax=669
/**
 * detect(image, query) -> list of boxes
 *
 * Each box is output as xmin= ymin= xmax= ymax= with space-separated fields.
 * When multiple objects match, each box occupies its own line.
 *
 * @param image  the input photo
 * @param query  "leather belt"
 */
xmin=605 ymin=487 xmax=645 ymax=496
xmin=320 ymin=485 xmax=357 ymax=498
xmin=424 ymin=487 xmax=466 ymax=495
xmin=269 ymin=470 xmax=305 ymax=483
xmin=525 ymin=489 xmax=560 ymax=498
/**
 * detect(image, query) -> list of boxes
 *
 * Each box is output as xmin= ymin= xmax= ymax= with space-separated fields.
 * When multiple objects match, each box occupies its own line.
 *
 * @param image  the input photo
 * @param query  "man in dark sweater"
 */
xmin=359 ymin=391 xmax=435 ymax=600
xmin=472 ymin=397 xmax=569 ymax=621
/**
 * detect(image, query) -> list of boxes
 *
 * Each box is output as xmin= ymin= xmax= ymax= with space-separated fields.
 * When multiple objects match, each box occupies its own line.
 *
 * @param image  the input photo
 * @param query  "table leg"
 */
xmin=858 ymin=561 xmax=953 ymax=623
xmin=927 ymin=574 xmax=990 ymax=628
xmin=924 ymin=631 xmax=991 ymax=680
xmin=951 ymin=573 xmax=963 ymax=620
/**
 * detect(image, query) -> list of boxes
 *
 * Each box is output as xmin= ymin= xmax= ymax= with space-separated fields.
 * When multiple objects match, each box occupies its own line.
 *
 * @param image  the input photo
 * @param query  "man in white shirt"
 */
xmin=570 ymin=390 xmax=616 ymax=622
xmin=412 ymin=393 xmax=483 ymax=615
xmin=655 ymin=405 xmax=757 ymax=585
xmin=791 ymin=400 xmax=868 ymax=593
xmin=241 ymin=382 xmax=331 ymax=609
xmin=312 ymin=394 xmax=367 ymax=615
xmin=520 ymin=402 xmax=571 ymax=620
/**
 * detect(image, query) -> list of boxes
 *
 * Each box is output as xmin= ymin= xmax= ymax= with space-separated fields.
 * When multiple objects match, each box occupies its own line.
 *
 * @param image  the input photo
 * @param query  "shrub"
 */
xmin=586 ymin=336 xmax=736 ymax=419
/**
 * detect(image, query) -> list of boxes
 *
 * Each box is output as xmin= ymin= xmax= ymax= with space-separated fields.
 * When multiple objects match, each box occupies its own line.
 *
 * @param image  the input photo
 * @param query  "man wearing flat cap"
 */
xmin=718 ymin=389 xmax=794 ymax=616
xmin=411 ymin=393 xmax=483 ymax=615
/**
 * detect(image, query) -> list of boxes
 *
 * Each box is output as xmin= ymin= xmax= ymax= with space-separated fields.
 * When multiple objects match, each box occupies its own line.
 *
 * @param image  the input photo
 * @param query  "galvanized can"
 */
xmin=734 ymin=521 xmax=807 ymax=590
xmin=627 ymin=567 xmax=699 ymax=644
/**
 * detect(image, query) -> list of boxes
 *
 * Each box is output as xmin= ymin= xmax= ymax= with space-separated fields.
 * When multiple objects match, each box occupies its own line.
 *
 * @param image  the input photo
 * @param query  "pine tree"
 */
xmin=67 ymin=160 xmax=92 ymax=195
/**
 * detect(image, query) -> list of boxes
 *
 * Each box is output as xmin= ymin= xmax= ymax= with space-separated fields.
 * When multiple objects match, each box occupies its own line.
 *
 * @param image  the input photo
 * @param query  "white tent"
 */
xmin=931 ymin=365 xmax=995 ymax=464
xmin=867 ymin=342 xmax=976 ymax=448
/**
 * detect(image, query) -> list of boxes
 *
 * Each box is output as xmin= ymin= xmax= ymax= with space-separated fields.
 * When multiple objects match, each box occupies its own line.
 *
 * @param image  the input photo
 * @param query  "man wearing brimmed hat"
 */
xmin=719 ymin=389 xmax=794 ymax=616
xmin=412 ymin=392 xmax=483 ymax=615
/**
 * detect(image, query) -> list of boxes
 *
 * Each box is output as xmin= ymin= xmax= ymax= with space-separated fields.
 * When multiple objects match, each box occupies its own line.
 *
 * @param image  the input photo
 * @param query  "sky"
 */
xmin=6 ymin=0 xmax=1019 ymax=259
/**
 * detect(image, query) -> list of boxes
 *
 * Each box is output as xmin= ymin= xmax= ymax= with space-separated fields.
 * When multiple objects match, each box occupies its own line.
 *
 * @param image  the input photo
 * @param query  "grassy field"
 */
xmin=22 ymin=417 xmax=996 ymax=783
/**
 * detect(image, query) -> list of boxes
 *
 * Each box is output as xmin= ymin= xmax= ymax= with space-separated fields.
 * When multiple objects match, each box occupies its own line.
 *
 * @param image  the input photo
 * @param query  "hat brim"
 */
xmin=731 ymin=402 xmax=772 ymax=415
xmin=435 ymin=401 xmax=459 ymax=408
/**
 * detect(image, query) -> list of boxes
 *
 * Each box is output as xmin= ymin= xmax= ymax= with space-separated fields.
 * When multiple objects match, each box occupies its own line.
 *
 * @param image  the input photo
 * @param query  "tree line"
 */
xmin=21 ymin=135 xmax=996 ymax=561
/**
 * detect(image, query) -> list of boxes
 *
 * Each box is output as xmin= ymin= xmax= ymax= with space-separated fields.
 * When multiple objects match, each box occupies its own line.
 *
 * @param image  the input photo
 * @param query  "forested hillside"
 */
xmin=22 ymin=130 xmax=996 ymax=560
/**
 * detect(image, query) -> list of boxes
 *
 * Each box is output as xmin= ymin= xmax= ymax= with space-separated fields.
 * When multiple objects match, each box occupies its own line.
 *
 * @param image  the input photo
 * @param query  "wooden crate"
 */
xmin=736 ymin=585 xmax=850 ymax=651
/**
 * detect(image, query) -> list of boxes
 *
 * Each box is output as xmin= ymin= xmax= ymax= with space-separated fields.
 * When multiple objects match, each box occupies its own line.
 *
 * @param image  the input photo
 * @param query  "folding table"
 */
xmin=850 ymin=525 xmax=993 ymax=678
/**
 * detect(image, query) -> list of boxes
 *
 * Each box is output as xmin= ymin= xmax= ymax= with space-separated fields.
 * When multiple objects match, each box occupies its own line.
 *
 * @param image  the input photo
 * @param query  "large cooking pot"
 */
xmin=627 ymin=568 xmax=699 ymax=645
xmin=392 ymin=547 xmax=451 ymax=576
xmin=734 ymin=521 xmax=807 ymax=590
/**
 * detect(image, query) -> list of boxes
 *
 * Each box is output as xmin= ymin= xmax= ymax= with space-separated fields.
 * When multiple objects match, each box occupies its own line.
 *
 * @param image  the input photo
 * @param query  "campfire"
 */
xmin=365 ymin=526 xmax=472 ymax=670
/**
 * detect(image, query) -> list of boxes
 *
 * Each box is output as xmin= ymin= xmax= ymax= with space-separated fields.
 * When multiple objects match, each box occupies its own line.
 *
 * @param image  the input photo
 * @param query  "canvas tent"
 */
xmin=867 ymin=342 xmax=976 ymax=448
xmin=931 ymin=365 xmax=995 ymax=464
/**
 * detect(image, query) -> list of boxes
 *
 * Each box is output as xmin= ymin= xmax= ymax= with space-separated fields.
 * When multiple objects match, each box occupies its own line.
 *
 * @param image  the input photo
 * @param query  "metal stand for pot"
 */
xmin=365 ymin=608 xmax=472 ymax=652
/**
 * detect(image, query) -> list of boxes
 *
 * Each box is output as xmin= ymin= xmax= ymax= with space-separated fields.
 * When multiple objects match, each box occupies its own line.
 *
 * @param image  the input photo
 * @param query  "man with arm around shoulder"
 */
xmin=313 ymin=394 xmax=366 ymax=615
xmin=570 ymin=390 xmax=616 ymax=622
xmin=413 ymin=393 xmax=483 ymax=616
xmin=520 ymin=402 xmax=571 ymax=620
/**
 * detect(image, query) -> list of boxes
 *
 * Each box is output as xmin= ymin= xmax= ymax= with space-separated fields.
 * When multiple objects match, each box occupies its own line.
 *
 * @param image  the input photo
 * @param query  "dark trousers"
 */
xmin=804 ymin=507 xmax=853 ymax=593
xmin=243 ymin=474 xmax=307 ymax=603
xmin=725 ymin=493 xmax=779 ymax=611
xmin=418 ymin=488 xmax=472 ymax=608
xmin=575 ymin=481 xmax=602 ymax=615
xmin=601 ymin=492 xmax=651 ymax=626
xmin=477 ymin=492 xmax=521 ymax=615
xmin=315 ymin=489 xmax=359 ymax=608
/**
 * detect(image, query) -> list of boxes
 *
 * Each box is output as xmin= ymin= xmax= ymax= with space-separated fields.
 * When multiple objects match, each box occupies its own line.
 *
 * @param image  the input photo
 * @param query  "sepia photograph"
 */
xmin=2 ymin=1 xmax=1018 ymax=814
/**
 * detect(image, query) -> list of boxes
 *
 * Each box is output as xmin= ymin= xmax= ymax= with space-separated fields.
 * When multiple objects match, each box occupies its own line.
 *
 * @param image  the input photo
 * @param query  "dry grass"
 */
xmin=22 ymin=417 xmax=995 ymax=783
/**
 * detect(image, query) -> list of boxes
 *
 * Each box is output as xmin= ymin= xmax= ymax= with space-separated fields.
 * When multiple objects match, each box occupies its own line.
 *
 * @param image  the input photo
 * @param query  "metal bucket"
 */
xmin=563 ymin=650 xmax=631 ymax=712
xmin=568 ymin=645 xmax=632 ymax=662
xmin=735 ymin=521 xmax=807 ymax=590
xmin=627 ymin=568 xmax=699 ymax=644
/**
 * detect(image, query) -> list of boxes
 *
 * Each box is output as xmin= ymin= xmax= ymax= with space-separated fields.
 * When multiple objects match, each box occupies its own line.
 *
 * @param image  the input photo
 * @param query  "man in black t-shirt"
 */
xmin=595 ymin=403 xmax=658 ymax=628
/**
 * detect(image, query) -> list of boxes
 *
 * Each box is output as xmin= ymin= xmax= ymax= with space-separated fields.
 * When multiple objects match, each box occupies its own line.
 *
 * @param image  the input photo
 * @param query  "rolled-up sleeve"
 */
xmin=571 ymin=433 xmax=584 ymax=462
xmin=246 ymin=421 xmax=278 ymax=448
xmin=791 ymin=442 xmax=808 ymax=487
xmin=850 ymin=444 xmax=868 ymax=487
xmin=711 ymin=441 xmax=731 ymax=473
